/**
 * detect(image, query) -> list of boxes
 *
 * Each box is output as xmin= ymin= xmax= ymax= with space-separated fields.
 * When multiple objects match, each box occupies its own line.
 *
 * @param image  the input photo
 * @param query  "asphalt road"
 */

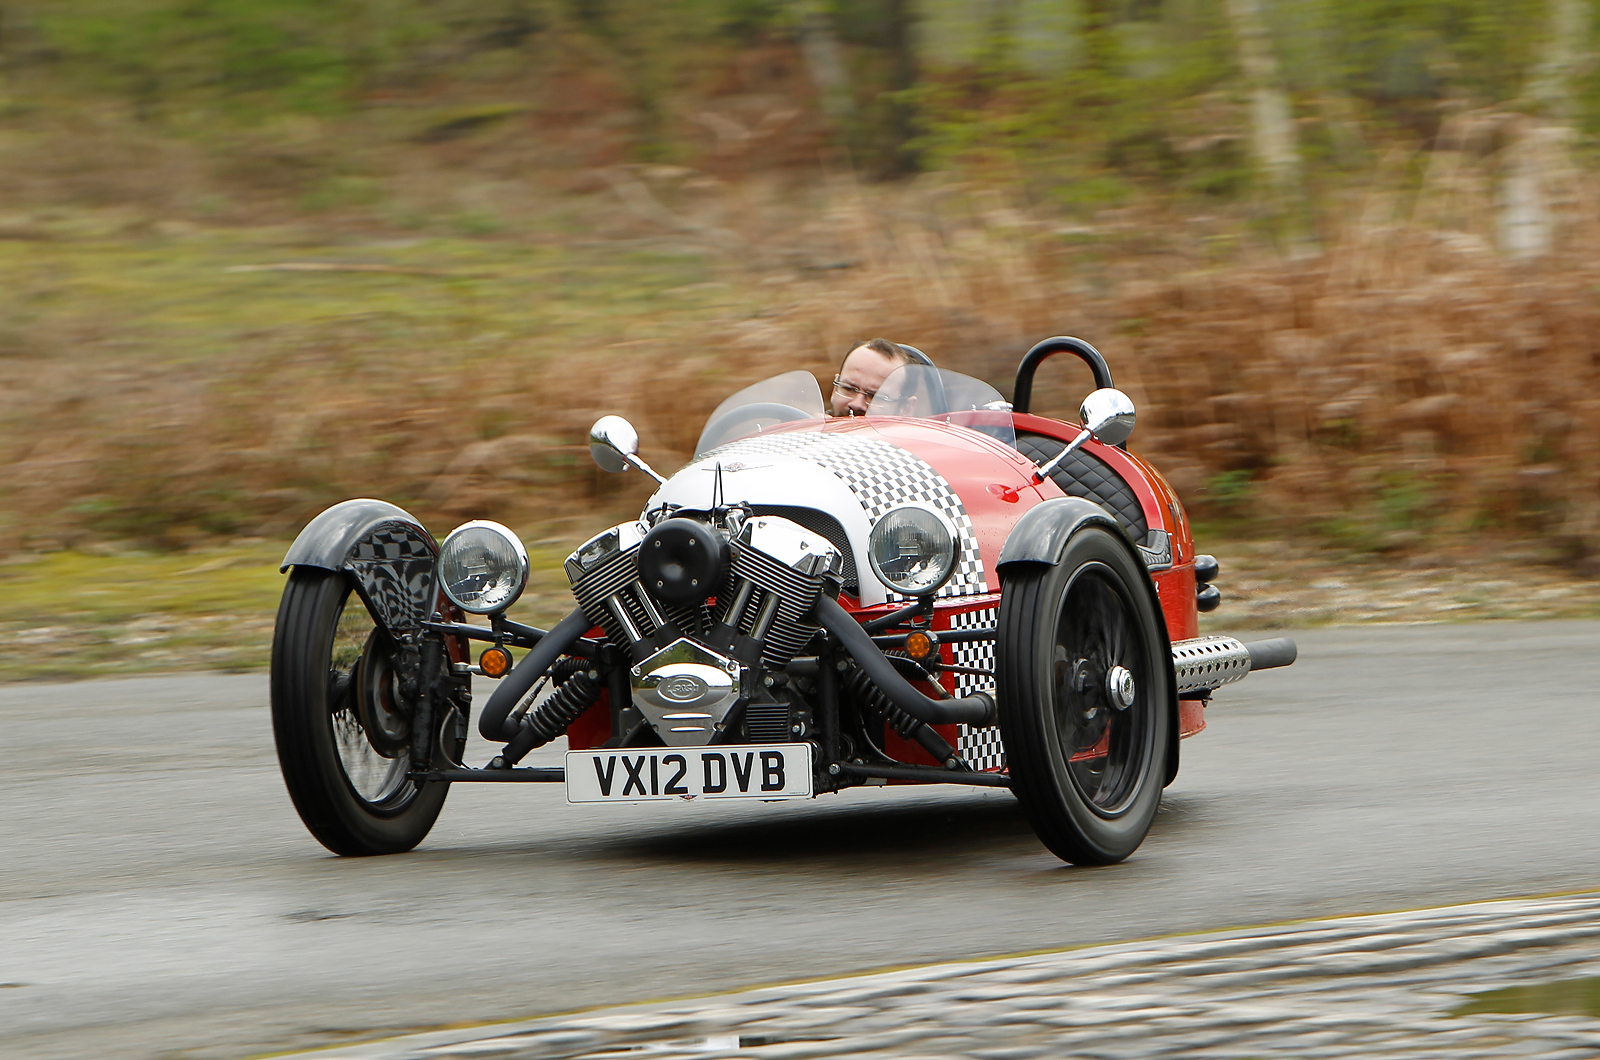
xmin=3 ymin=620 xmax=1598 ymax=1060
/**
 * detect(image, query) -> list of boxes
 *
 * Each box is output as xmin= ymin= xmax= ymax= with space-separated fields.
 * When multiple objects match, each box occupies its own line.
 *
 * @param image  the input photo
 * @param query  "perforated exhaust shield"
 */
xmin=1170 ymin=635 xmax=1253 ymax=695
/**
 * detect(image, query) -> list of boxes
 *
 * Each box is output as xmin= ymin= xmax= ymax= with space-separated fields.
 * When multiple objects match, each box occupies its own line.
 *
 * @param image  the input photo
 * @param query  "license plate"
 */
xmin=565 ymin=743 xmax=813 ymax=803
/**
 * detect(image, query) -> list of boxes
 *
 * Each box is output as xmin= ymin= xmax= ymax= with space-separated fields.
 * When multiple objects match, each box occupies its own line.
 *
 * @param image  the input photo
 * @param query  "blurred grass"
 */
xmin=0 ymin=544 xmax=286 ymax=680
xmin=0 ymin=218 xmax=726 ymax=365
xmin=0 ymin=540 xmax=581 ymax=682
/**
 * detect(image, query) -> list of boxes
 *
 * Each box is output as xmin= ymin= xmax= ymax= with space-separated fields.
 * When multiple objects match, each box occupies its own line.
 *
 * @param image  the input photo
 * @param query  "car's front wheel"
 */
xmin=271 ymin=568 xmax=452 ymax=856
xmin=997 ymin=527 xmax=1171 ymax=865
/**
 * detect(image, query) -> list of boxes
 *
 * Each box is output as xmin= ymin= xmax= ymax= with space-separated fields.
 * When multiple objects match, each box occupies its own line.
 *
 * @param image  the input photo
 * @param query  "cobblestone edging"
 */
xmin=286 ymin=893 xmax=1600 ymax=1060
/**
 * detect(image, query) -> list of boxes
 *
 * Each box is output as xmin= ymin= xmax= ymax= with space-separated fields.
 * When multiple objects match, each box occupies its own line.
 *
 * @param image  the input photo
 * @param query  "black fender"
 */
xmin=281 ymin=499 xmax=440 ymax=636
xmin=996 ymin=497 xmax=1182 ymax=785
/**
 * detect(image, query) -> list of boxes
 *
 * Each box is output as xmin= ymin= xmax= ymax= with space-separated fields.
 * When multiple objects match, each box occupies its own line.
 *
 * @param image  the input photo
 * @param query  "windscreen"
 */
xmin=866 ymin=365 xmax=1016 ymax=447
xmin=694 ymin=370 xmax=826 ymax=456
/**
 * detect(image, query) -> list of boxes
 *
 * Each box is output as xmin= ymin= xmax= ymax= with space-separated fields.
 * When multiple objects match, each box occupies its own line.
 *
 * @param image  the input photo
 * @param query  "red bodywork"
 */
xmin=569 ymin=411 xmax=1207 ymax=761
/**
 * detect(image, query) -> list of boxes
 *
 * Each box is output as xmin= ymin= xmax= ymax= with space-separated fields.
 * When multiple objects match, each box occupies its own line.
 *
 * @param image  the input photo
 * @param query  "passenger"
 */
xmin=830 ymin=339 xmax=914 ymax=417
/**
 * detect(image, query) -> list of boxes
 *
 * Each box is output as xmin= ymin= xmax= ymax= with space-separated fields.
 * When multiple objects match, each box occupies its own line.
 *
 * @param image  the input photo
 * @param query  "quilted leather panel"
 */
xmin=1015 ymin=433 xmax=1149 ymax=541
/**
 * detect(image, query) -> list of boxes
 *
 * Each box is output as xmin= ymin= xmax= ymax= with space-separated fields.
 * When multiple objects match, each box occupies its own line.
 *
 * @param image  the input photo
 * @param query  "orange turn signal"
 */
xmin=479 ymin=645 xmax=513 ymax=678
xmin=904 ymin=629 xmax=938 ymax=662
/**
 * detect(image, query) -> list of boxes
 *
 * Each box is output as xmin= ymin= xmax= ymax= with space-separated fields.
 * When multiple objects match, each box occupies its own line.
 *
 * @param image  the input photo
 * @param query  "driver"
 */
xmin=830 ymin=339 xmax=915 ymax=417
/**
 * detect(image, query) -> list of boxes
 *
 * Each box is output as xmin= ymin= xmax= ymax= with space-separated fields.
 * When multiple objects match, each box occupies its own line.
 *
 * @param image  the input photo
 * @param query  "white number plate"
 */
xmin=565 ymin=743 xmax=813 ymax=803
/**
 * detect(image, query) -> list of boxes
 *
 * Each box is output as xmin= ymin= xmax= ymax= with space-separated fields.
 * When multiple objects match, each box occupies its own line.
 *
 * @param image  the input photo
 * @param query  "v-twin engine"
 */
xmin=564 ymin=510 xmax=842 ymax=745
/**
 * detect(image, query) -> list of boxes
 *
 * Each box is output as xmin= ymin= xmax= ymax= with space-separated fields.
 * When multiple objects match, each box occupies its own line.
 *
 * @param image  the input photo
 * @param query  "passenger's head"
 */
xmin=831 ymin=338 xmax=911 ymax=417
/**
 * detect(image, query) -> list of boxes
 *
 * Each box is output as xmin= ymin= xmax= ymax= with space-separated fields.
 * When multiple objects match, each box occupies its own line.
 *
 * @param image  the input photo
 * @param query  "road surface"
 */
xmin=3 ymin=620 xmax=1597 ymax=1060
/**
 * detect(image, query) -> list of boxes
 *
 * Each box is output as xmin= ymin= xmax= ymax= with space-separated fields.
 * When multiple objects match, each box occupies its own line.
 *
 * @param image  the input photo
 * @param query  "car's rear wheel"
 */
xmin=997 ymin=527 xmax=1171 ymax=865
xmin=271 ymin=568 xmax=451 ymax=856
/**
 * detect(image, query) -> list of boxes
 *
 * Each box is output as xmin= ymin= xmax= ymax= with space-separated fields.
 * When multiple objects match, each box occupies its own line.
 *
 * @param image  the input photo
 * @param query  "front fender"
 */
xmin=281 ymin=499 xmax=440 ymax=636
xmin=996 ymin=496 xmax=1126 ymax=570
xmin=996 ymin=497 xmax=1182 ymax=785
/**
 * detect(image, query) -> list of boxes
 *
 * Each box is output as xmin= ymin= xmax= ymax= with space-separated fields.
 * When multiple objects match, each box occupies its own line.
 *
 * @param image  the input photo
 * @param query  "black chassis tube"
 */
xmin=1012 ymin=337 xmax=1115 ymax=415
xmin=873 ymin=625 xmax=996 ymax=649
xmin=813 ymin=595 xmax=997 ymax=727
xmin=418 ymin=767 xmax=565 ymax=783
xmin=423 ymin=617 xmax=552 ymax=651
xmin=838 ymin=763 xmax=1010 ymax=788
xmin=478 ymin=606 xmax=592 ymax=742
xmin=994 ymin=495 xmax=1183 ymax=786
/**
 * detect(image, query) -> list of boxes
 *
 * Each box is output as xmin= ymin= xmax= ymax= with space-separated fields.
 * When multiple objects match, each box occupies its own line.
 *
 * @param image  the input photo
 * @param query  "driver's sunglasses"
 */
xmin=832 ymin=375 xmax=878 ymax=401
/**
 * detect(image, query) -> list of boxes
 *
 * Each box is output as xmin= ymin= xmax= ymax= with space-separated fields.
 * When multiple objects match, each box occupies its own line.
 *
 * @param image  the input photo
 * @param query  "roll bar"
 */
xmin=1012 ymin=337 xmax=1115 ymax=415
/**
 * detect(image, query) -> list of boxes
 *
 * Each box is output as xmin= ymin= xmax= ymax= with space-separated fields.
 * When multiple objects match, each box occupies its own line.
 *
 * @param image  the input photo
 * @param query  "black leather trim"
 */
xmin=1014 ymin=433 xmax=1148 ymax=541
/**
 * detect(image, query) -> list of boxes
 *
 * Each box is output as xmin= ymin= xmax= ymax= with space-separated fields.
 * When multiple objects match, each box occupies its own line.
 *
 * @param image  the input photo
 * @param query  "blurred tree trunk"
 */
xmin=1500 ymin=0 xmax=1591 ymax=259
xmin=796 ymin=0 xmax=920 ymax=176
xmin=794 ymin=0 xmax=854 ymax=129
xmin=1223 ymin=0 xmax=1314 ymax=253
xmin=882 ymin=0 xmax=920 ymax=174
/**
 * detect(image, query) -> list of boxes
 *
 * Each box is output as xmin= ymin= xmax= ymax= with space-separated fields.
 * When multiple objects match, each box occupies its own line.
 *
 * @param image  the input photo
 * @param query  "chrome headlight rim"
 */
xmin=438 ymin=520 xmax=530 ymax=615
xmin=867 ymin=503 xmax=959 ymax=597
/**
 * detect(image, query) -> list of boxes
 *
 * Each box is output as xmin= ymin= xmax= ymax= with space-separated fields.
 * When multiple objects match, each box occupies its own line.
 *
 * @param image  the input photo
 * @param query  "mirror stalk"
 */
xmin=1031 ymin=427 xmax=1092 ymax=484
xmin=625 ymin=453 xmax=667 ymax=485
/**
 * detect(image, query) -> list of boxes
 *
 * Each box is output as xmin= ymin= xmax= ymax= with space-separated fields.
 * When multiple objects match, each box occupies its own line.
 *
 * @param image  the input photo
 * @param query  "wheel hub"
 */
xmin=1106 ymin=665 xmax=1136 ymax=711
xmin=354 ymin=630 xmax=411 ymax=758
xmin=1069 ymin=657 xmax=1099 ymax=720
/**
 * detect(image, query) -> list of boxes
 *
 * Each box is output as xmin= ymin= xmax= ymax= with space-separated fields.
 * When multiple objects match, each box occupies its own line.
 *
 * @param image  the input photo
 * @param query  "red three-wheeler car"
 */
xmin=271 ymin=337 xmax=1296 ymax=864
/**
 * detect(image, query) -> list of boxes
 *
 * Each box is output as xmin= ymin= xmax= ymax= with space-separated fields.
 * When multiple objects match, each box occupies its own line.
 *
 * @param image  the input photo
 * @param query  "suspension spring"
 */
xmin=842 ymin=654 xmax=964 ymax=770
xmin=549 ymin=655 xmax=590 ymax=686
xmin=521 ymin=668 xmax=602 ymax=748
xmin=843 ymin=653 xmax=924 ymax=739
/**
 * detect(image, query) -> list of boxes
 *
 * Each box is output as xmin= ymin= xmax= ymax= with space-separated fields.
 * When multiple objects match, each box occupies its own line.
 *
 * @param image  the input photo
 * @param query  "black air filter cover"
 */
xmin=639 ymin=518 xmax=729 ymax=608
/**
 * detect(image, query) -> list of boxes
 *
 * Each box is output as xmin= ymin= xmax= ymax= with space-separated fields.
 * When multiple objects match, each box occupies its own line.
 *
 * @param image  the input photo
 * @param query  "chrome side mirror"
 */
xmin=1079 ymin=388 xmax=1136 ymax=447
xmin=590 ymin=416 xmax=666 ymax=484
xmin=589 ymin=415 xmax=639 ymax=474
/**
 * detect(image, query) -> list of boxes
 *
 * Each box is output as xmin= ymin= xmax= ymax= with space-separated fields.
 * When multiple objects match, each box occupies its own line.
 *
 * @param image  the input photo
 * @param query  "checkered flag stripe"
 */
xmin=949 ymin=605 xmax=1004 ymax=771
xmin=705 ymin=432 xmax=989 ymax=599
xmin=346 ymin=521 xmax=438 ymax=634
xmin=959 ymin=725 xmax=1006 ymax=773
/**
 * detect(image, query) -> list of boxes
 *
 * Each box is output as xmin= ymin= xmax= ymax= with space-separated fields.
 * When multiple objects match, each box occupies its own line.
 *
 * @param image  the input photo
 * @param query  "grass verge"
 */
xmin=0 ymin=540 xmax=581 ymax=682
xmin=3 ymin=534 xmax=1597 ymax=683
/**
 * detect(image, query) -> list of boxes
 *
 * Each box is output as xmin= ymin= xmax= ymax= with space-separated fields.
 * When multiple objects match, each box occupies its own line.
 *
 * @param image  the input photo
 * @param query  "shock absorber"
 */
xmin=549 ymin=655 xmax=590 ymax=685
xmin=493 ymin=668 xmax=602 ymax=768
xmin=843 ymin=657 xmax=964 ymax=770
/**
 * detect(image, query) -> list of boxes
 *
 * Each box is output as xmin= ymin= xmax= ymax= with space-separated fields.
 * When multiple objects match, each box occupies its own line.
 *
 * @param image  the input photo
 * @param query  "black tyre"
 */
xmin=997 ymin=527 xmax=1171 ymax=865
xmin=271 ymin=568 xmax=451 ymax=856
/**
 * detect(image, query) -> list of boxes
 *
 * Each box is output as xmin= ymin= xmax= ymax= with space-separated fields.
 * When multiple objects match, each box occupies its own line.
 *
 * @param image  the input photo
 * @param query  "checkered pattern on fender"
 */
xmin=703 ymin=432 xmax=989 ymax=600
xmin=948 ymin=605 xmax=1005 ymax=772
xmin=346 ymin=522 xmax=438 ymax=634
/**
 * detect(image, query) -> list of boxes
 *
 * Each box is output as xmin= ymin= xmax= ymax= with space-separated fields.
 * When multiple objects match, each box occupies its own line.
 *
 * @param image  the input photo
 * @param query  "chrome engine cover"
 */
xmin=631 ymin=637 xmax=748 ymax=746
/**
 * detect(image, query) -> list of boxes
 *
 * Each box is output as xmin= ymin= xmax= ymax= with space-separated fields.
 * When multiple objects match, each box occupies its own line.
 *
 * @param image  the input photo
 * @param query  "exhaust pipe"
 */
xmin=1171 ymin=635 xmax=1297 ymax=696
xmin=814 ymin=595 xmax=998 ymax=727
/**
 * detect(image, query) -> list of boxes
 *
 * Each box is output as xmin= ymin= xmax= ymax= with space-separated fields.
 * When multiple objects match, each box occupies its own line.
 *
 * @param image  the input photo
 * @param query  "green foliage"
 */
xmin=911 ymin=0 xmax=1240 ymax=203
xmin=1313 ymin=470 xmax=1439 ymax=553
xmin=912 ymin=0 xmax=1562 ymax=205
xmin=1325 ymin=0 xmax=1548 ymax=105
xmin=1203 ymin=468 xmax=1258 ymax=516
xmin=25 ymin=0 xmax=540 ymax=119
xmin=718 ymin=0 xmax=791 ymax=40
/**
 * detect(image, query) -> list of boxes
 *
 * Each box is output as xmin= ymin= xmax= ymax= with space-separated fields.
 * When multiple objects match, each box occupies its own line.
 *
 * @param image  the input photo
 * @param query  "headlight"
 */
xmin=438 ymin=521 xmax=529 ymax=615
xmin=868 ymin=505 xmax=958 ymax=596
